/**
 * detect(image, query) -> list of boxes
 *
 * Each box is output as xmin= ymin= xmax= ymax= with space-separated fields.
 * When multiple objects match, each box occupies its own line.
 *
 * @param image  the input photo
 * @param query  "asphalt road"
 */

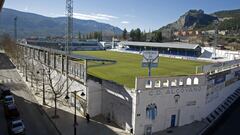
xmin=0 ymin=52 xmax=59 ymax=135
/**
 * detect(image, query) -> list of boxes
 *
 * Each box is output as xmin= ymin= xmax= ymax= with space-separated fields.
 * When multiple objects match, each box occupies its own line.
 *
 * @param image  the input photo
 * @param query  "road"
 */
xmin=0 ymin=52 xmax=59 ymax=135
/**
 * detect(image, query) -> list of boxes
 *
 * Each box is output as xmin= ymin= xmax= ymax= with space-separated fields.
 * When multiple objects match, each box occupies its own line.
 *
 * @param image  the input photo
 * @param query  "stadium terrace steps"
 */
xmin=199 ymin=49 xmax=212 ymax=59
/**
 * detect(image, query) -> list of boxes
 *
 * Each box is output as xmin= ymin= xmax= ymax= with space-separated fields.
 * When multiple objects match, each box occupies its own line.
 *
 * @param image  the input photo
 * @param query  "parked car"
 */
xmin=8 ymin=119 xmax=25 ymax=135
xmin=4 ymin=104 xmax=20 ymax=120
xmin=4 ymin=95 xmax=14 ymax=105
xmin=0 ymin=86 xmax=11 ymax=99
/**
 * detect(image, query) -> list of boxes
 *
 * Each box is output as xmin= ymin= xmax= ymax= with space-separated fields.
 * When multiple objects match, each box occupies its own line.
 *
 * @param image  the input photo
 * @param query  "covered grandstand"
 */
xmin=26 ymin=39 xmax=103 ymax=51
xmin=119 ymin=41 xmax=202 ymax=57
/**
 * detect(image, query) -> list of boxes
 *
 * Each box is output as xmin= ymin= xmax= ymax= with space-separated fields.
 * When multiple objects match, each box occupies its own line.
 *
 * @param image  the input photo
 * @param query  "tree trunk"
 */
xmin=54 ymin=94 xmax=58 ymax=118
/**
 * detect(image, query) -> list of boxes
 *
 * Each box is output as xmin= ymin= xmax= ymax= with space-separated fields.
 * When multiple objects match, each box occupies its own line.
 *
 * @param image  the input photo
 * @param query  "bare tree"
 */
xmin=44 ymin=64 xmax=73 ymax=118
xmin=41 ymin=47 xmax=73 ymax=118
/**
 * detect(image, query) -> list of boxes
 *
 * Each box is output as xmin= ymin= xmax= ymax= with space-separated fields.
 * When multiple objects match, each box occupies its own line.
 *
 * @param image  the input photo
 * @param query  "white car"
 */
xmin=4 ymin=95 xmax=14 ymax=105
xmin=9 ymin=119 xmax=25 ymax=135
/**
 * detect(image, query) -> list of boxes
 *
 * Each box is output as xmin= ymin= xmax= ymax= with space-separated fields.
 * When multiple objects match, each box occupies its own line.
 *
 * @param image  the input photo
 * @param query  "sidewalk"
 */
xmin=17 ymin=70 xmax=130 ymax=135
xmin=153 ymin=121 xmax=208 ymax=135
xmin=16 ymin=68 xmax=208 ymax=135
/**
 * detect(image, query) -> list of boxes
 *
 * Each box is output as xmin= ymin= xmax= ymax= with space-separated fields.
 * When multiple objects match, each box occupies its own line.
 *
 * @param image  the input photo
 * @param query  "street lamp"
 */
xmin=72 ymin=90 xmax=85 ymax=135
xmin=37 ymin=69 xmax=46 ymax=105
xmin=174 ymin=94 xmax=180 ymax=104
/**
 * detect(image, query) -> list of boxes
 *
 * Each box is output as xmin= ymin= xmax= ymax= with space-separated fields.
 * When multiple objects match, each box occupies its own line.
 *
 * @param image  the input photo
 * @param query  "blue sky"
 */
xmin=3 ymin=0 xmax=240 ymax=31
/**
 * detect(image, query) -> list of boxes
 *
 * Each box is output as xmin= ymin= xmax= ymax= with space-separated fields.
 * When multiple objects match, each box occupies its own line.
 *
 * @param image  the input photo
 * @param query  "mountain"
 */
xmin=212 ymin=9 xmax=240 ymax=30
xmin=213 ymin=9 xmax=240 ymax=19
xmin=159 ymin=9 xmax=240 ymax=32
xmin=0 ymin=8 xmax=122 ymax=38
xmin=160 ymin=9 xmax=218 ymax=31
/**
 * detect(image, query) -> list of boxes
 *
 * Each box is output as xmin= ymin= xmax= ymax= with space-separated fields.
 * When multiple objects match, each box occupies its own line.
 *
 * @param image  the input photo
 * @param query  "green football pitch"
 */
xmin=74 ymin=51 xmax=209 ymax=88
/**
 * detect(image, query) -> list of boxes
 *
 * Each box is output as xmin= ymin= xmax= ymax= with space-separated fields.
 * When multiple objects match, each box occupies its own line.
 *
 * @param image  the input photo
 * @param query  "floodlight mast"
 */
xmin=65 ymin=0 xmax=73 ymax=116
xmin=66 ymin=0 xmax=73 ymax=54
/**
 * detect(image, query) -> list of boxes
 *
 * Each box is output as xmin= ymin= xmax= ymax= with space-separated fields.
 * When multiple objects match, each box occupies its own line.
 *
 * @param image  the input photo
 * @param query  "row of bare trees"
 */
xmin=1 ymin=34 xmax=72 ymax=118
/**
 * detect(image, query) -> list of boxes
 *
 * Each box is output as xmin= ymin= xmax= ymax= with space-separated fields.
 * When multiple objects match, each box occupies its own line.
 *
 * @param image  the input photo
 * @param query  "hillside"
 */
xmin=213 ymin=9 xmax=240 ymax=19
xmin=0 ymin=8 xmax=122 ymax=38
xmin=160 ymin=10 xmax=218 ymax=31
xmin=159 ymin=9 xmax=240 ymax=32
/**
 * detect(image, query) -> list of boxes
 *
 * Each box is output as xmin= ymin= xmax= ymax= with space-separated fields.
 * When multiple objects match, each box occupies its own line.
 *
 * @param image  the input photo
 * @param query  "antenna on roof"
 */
xmin=212 ymin=20 xmax=218 ymax=59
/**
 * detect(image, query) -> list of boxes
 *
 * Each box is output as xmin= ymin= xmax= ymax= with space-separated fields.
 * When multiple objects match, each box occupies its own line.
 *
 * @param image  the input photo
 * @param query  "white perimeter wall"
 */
xmin=101 ymin=80 xmax=133 ymax=132
xmin=133 ymin=66 xmax=240 ymax=135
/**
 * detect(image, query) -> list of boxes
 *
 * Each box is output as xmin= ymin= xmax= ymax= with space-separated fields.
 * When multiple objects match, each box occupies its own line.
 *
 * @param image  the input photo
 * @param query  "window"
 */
xmin=171 ymin=80 xmax=177 ymax=87
xmin=145 ymin=80 xmax=152 ymax=88
xmin=163 ymin=80 xmax=169 ymax=87
xmin=193 ymin=77 xmax=199 ymax=85
xmin=146 ymin=103 xmax=157 ymax=120
xmin=186 ymin=78 xmax=192 ymax=85
xmin=179 ymin=79 xmax=184 ymax=86
xmin=154 ymin=80 xmax=161 ymax=88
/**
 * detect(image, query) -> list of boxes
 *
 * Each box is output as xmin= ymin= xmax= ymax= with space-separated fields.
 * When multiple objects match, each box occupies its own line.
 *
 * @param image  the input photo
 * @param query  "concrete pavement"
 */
xmin=153 ymin=121 xmax=207 ymax=135
xmin=20 ymin=70 xmax=130 ymax=135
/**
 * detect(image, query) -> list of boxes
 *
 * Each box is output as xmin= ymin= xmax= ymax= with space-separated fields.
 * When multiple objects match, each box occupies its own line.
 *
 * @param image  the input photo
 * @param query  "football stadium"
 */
xmin=74 ymin=51 xmax=209 ymax=88
xmin=17 ymin=42 xmax=240 ymax=135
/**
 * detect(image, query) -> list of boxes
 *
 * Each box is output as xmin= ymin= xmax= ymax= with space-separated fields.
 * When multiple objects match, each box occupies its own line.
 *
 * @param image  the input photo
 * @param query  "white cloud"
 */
xmin=73 ymin=12 xmax=118 ymax=21
xmin=124 ymin=14 xmax=136 ymax=18
xmin=121 ymin=21 xmax=129 ymax=24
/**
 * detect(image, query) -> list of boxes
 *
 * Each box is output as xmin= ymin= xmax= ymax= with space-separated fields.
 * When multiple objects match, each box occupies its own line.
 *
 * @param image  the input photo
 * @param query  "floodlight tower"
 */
xmin=65 ymin=0 xmax=73 ymax=54
xmin=65 ymin=0 xmax=73 ymax=106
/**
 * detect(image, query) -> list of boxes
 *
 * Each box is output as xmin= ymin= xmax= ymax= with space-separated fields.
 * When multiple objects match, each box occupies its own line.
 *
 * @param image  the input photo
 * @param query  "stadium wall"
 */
xmin=101 ymin=80 xmax=133 ymax=131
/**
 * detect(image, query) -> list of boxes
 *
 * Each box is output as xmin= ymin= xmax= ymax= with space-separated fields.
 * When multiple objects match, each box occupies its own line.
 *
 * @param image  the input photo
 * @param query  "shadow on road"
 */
xmin=0 ymin=53 xmax=15 ymax=70
xmin=12 ymin=93 xmax=120 ymax=135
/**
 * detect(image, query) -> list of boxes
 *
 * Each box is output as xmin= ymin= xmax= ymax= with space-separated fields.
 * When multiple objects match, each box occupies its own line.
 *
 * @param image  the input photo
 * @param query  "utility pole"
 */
xmin=14 ymin=17 xmax=20 ymax=69
xmin=14 ymin=17 xmax=17 ymax=41
xmin=212 ymin=20 xmax=218 ymax=59
xmin=74 ymin=90 xmax=77 ymax=135
xmin=42 ymin=69 xmax=46 ymax=105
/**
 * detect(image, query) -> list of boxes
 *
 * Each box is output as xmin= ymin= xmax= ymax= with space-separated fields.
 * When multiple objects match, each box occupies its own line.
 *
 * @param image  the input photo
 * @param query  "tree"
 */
xmin=135 ymin=28 xmax=141 ymax=41
xmin=129 ymin=28 xmax=142 ymax=41
xmin=141 ymin=31 xmax=147 ymax=42
xmin=151 ymin=31 xmax=163 ymax=42
xmin=155 ymin=31 xmax=163 ymax=42
xmin=78 ymin=32 xmax=82 ymax=41
xmin=43 ymin=47 xmax=73 ymax=118
xmin=122 ymin=28 xmax=128 ymax=40
xmin=130 ymin=29 xmax=136 ymax=41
